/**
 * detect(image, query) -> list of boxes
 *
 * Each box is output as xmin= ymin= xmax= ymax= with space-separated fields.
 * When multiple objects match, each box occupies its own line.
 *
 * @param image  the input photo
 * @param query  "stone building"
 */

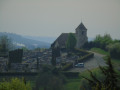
xmin=51 ymin=22 xmax=88 ymax=49
xmin=75 ymin=22 xmax=88 ymax=48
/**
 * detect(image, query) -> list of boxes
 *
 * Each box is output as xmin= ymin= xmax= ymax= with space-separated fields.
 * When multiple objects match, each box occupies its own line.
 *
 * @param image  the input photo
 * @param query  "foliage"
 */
xmin=0 ymin=78 xmax=32 ymax=90
xmin=81 ymin=56 xmax=119 ymax=90
xmin=35 ymin=65 xmax=66 ymax=90
xmin=83 ymin=34 xmax=114 ymax=50
xmin=62 ymin=63 xmax=73 ymax=71
xmin=66 ymin=33 xmax=77 ymax=50
xmin=79 ymin=78 xmax=91 ymax=90
xmin=93 ymin=34 xmax=112 ymax=50
xmin=106 ymin=42 xmax=120 ymax=59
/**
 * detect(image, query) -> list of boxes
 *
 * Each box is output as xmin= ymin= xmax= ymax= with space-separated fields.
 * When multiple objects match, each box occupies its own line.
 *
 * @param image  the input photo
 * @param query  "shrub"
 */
xmin=0 ymin=78 xmax=32 ymax=90
xmin=107 ymin=43 xmax=120 ymax=59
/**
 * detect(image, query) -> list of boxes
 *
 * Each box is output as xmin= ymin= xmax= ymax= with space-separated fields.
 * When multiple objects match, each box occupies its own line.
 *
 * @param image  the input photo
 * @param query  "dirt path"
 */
xmin=69 ymin=52 xmax=107 ymax=72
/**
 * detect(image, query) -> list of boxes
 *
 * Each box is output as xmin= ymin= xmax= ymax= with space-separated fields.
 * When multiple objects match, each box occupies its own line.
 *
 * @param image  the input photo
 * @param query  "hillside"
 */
xmin=24 ymin=36 xmax=56 ymax=43
xmin=0 ymin=32 xmax=50 ymax=49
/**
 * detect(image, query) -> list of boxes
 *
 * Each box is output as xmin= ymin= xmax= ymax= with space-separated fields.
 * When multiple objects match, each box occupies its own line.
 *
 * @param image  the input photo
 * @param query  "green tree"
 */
xmin=66 ymin=33 xmax=77 ymax=50
xmin=94 ymin=34 xmax=112 ymax=50
xmin=81 ymin=56 xmax=119 ymax=90
xmin=106 ymin=42 xmax=120 ymax=59
xmin=0 ymin=78 xmax=32 ymax=90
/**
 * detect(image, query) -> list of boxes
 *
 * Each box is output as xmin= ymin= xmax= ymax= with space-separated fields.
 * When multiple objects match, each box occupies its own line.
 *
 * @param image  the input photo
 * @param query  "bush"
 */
xmin=0 ymin=78 xmax=32 ymax=90
xmin=107 ymin=43 xmax=120 ymax=59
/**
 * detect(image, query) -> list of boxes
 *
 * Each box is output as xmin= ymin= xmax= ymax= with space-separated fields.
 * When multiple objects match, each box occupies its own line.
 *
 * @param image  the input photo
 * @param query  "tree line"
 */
xmin=83 ymin=34 xmax=120 ymax=59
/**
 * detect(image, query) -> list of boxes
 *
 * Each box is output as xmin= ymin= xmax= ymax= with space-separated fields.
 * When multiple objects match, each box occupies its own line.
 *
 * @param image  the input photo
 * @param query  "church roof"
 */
xmin=51 ymin=33 xmax=75 ymax=48
xmin=76 ymin=22 xmax=87 ymax=30
xmin=51 ymin=33 xmax=69 ymax=48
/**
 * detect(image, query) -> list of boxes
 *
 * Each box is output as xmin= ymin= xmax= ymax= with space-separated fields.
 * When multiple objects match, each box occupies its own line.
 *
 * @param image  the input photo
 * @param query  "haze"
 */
xmin=0 ymin=0 xmax=120 ymax=39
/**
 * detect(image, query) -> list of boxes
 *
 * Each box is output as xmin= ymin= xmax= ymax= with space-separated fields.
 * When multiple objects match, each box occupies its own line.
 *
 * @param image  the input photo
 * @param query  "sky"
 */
xmin=0 ymin=0 xmax=120 ymax=39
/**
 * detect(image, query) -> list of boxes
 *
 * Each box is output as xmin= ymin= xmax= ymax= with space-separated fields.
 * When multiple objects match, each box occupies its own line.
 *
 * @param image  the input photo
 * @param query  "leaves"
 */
xmin=0 ymin=78 xmax=32 ymax=90
xmin=66 ymin=33 xmax=77 ymax=50
xmin=81 ymin=56 xmax=119 ymax=90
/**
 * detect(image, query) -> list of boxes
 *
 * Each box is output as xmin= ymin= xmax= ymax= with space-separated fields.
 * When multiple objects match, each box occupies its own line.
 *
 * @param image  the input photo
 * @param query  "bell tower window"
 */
xmin=82 ymin=31 xmax=84 ymax=35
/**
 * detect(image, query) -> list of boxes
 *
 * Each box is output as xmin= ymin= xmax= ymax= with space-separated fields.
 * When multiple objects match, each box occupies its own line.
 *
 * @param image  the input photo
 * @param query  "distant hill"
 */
xmin=24 ymin=36 xmax=56 ymax=44
xmin=0 ymin=32 xmax=50 ymax=49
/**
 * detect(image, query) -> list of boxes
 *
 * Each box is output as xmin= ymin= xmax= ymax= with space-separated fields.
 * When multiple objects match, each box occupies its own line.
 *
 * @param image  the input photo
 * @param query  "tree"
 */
xmin=106 ymin=42 xmax=120 ymax=59
xmin=81 ymin=56 xmax=119 ymax=90
xmin=0 ymin=35 xmax=13 ymax=53
xmin=66 ymin=33 xmax=77 ymax=50
xmin=93 ymin=34 xmax=112 ymax=50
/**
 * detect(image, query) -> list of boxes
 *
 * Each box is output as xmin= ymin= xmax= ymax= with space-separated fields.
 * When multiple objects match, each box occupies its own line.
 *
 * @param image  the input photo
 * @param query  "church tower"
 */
xmin=75 ymin=22 xmax=88 ymax=48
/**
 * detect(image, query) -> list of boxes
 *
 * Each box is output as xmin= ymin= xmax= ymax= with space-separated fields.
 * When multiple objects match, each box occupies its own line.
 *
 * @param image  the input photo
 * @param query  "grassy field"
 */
xmin=90 ymin=48 xmax=109 ymax=55
xmin=63 ymin=68 xmax=100 ymax=90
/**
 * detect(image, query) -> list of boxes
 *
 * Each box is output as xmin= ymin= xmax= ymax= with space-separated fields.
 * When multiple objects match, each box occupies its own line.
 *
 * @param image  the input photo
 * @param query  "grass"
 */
xmin=90 ymin=48 xmax=109 ymax=55
xmin=63 ymin=68 xmax=100 ymax=90
xmin=64 ymin=80 xmax=80 ymax=90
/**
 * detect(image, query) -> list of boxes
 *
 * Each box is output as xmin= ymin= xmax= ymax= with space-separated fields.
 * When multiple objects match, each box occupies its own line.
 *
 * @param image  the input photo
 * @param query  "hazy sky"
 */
xmin=0 ymin=0 xmax=120 ymax=39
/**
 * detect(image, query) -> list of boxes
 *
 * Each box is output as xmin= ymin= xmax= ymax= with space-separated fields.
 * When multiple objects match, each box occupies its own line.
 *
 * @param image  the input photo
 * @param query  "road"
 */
xmin=69 ymin=52 xmax=107 ymax=72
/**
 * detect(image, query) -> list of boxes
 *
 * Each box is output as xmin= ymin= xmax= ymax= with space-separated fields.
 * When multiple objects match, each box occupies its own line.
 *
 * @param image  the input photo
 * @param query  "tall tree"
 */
xmin=94 ymin=34 xmax=112 ymax=50
xmin=66 ymin=33 xmax=77 ymax=50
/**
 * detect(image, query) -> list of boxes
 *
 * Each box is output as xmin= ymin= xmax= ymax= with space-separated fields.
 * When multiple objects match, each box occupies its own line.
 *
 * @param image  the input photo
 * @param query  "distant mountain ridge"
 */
xmin=0 ymin=32 xmax=51 ymax=49
xmin=24 ymin=36 xmax=56 ymax=44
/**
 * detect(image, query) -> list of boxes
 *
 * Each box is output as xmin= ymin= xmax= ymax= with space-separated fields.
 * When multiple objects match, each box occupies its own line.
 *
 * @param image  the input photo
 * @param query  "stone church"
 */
xmin=51 ymin=22 xmax=88 ymax=49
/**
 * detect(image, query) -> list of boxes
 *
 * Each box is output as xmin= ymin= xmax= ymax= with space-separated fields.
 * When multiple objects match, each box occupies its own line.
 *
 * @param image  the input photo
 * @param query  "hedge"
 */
xmin=61 ymin=49 xmax=94 ymax=71
xmin=0 ymin=72 xmax=38 ymax=76
xmin=77 ymin=53 xmax=94 ymax=62
xmin=62 ymin=63 xmax=73 ymax=71
xmin=61 ymin=72 xmax=79 ymax=78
